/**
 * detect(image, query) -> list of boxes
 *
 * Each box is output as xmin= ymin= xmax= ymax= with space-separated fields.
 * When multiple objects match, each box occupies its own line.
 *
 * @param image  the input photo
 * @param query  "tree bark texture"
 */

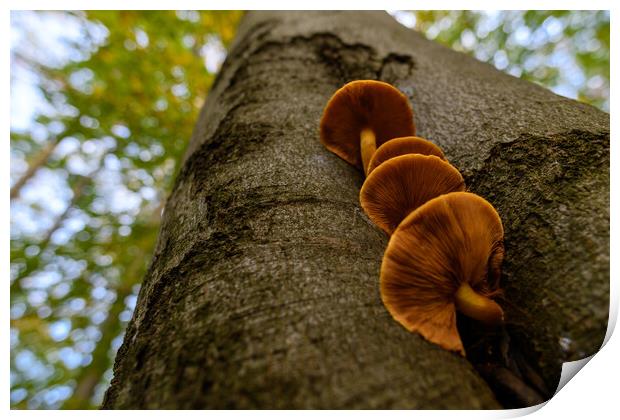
xmin=102 ymin=11 xmax=609 ymax=409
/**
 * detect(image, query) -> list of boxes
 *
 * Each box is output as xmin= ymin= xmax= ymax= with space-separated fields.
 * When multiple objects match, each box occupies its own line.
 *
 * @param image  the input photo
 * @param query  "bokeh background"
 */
xmin=9 ymin=10 xmax=610 ymax=409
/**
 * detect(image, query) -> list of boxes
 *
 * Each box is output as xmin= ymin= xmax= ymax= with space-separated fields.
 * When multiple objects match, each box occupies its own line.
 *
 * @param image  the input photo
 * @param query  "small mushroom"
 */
xmin=360 ymin=154 xmax=465 ymax=234
xmin=366 ymin=136 xmax=446 ymax=175
xmin=319 ymin=80 xmax=415 ymax=174
xmin=380 ymin=192 xmax=505 ymax=355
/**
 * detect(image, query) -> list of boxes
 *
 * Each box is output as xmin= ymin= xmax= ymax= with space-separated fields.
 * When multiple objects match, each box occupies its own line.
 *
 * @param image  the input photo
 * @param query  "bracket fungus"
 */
xmin=366 ymin=136 xmax=446 ymax=175
xmin=319 ymin=80 xmax=415 ymax=174
xmin=380 ymin=192 xmax=505 ymax=355
xmin=360 ymin=154 xmax=465 ymax=234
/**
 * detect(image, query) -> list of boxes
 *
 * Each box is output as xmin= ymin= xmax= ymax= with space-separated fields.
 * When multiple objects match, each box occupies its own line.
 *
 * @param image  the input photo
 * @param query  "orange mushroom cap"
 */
xmin=380 ymin=192 xmax=505 ymax=355
xmin=360 ymin=154 xmax=465 ymax=235
xmin=319 ymin=80 xmax=415 ymax=171
xmin=367 ymin=136 xmax=446 ymax=175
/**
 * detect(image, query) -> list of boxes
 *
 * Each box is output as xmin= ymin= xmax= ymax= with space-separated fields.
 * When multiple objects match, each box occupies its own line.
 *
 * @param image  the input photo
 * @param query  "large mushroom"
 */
xmin=360 ymin=154 xmax=465 ymax=234
xmin=366 ymin=136 xmax=446 ymax=175
xmin=380 ymin=192 xmax=505 ymax=355
xmin=319 ymin=80 xmax=415 ymax=174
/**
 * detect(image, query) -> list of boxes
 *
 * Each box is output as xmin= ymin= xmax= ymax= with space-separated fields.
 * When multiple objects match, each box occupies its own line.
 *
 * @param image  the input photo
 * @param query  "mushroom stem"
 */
xmin=360 ymin=127 xmax=377 ymax=175
xmin=455 ymin=282 xmax=504 ymax=325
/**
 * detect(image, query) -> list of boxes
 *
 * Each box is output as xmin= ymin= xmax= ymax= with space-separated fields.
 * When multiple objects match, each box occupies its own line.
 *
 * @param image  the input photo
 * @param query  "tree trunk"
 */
xmin=102 ymin=11 xmax=609 ymax=409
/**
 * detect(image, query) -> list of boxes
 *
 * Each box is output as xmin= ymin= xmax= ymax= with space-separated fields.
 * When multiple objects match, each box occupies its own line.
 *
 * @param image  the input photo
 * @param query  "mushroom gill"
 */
xmin=380 ymin=192 xmax=505 ymax=355
xmin=360 ymin=154 xmax=465 ymax=235
xmin=319 ymin=80 xmax=415 ymax=174
xmin=366 ymin=136 xmax=446 ymax=175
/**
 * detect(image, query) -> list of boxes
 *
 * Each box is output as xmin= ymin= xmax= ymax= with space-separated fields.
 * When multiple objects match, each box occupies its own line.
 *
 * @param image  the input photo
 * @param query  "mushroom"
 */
xmin=319 ymin=80 xmax=415 ymax=174
xmin=360 ymin=154 xmax=465 ymax=234
xmin=366 ymin=136 xmax=446 ymax=175
xmin=380 ymin=191 xmax=505 ymax=355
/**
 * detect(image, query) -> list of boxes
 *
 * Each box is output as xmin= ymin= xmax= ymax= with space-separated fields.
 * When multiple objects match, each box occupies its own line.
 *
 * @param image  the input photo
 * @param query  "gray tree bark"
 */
xmin=102 ymin=11 xmax=609 ymax=409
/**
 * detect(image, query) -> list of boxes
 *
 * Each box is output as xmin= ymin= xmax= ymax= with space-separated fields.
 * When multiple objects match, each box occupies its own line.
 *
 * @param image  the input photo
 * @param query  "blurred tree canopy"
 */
xmin=10 ymin=10 xmax=243 ymax=409
xmin=9 ymin=10 xmax=609 ymax=409
xmin=393 ymin=10 xmax=609 ymax=110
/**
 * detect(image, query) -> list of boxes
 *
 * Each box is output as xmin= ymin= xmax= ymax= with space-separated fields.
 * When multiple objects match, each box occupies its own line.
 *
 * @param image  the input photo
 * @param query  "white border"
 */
xmin=2 ymin=1 xmax=616 ymax=11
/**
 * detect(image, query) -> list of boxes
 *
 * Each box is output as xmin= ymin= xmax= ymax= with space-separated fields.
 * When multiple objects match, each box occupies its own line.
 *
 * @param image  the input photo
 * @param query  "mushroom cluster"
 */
xmin=320 ymin=80 xmax=505 ymax=355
